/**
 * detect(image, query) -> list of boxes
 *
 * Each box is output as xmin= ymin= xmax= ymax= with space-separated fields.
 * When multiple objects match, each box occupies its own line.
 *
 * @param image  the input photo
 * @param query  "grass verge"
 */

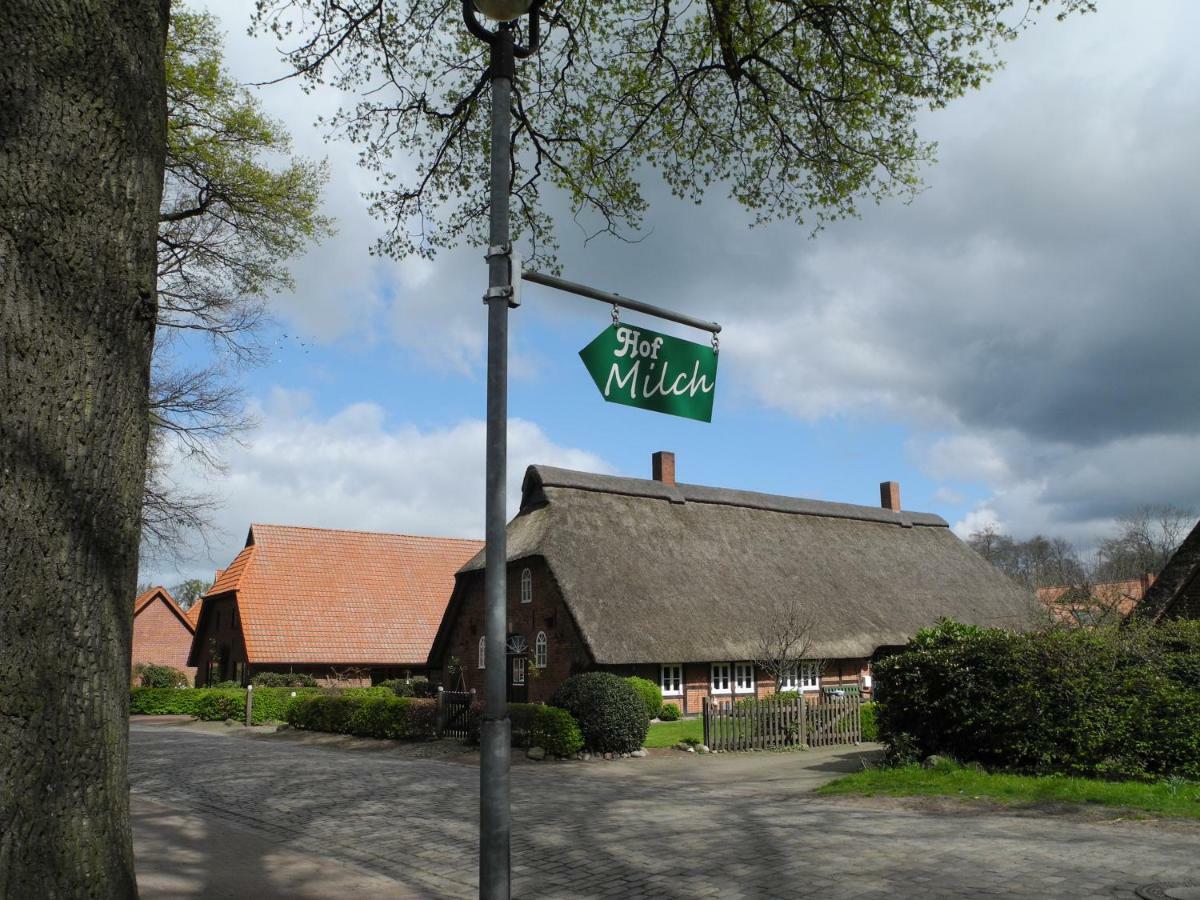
xmin=645 ymin=718 xmax=703 ymax=748
xmin=818 ymin=762 xmax=1200 ymax=821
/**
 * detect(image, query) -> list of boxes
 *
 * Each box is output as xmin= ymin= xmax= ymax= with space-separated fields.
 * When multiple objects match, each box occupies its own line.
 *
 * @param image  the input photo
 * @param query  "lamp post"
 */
xmin=461 ymin=1 xmax=540 ymax=898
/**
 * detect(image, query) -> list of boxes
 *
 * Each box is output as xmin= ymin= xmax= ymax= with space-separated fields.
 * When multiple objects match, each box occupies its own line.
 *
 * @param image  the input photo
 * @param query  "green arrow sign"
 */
xmin=579 ymin=324 xmax=718 ymax=422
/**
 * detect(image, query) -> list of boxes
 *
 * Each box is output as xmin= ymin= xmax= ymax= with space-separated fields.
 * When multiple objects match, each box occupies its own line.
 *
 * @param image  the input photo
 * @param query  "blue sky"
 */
xmin=146 ymin=2 xmax=1200 ymax=585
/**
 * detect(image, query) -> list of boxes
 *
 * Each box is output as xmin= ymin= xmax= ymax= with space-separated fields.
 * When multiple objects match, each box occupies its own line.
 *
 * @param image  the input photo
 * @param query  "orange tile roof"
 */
xmin=206 ymin=524 xmax=483 ymax=666
xmin=1036 ymin=575 xmax=1155 ymax=619
xmin=185 ymin=598 xmax=203 ymax=628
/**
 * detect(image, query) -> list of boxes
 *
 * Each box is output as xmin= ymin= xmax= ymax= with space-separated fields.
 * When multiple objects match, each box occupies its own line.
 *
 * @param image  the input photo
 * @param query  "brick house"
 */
xmin=429 ymin=453 xmax=1038 ymax=712
xmin=1133 ymin=517 xmax=1200 ymax=622
xmin=1036 ymin=575 xmax=1155 ymax=625
xmin=132 ymin=586 xmax=197 ymax=683
xmin=188 ymin=524 xmax=482 ymax=686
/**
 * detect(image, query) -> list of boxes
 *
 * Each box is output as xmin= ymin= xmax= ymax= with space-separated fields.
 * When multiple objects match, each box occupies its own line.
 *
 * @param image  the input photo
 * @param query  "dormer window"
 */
xmin=520 ymin=567 xmax=532 ymax=604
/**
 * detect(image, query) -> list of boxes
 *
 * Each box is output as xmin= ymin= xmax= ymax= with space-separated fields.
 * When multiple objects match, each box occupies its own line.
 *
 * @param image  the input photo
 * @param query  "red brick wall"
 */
xmin=132 ymin=596 xmax=198 ymax=683
xmin=440 ymin=558 xmax=592 ymax=705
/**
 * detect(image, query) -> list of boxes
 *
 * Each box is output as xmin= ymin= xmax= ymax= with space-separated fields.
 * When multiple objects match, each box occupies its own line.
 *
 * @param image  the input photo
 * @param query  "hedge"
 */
xmin=874 ymin=619 xmax=1200 ymax=779
xmin=551 ymin=673 xmax=649 ymax=754
xmin=285 ymin=693 xmax=438 ymax=740
xmin=130 ymin=687 xmax=321 ymax=723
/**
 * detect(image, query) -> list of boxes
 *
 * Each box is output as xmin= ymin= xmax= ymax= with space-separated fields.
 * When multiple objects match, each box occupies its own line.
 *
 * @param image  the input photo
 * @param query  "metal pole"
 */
xmin=522 ymin=269 xmax=723 ymax=335
xmin=480 ymin=23 xmax=514 ymax=900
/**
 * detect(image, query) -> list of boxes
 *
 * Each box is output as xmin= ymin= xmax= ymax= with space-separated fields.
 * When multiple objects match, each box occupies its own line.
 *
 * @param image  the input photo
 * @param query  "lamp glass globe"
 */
xmin=473 ymin=0 xmax=534 ymax=21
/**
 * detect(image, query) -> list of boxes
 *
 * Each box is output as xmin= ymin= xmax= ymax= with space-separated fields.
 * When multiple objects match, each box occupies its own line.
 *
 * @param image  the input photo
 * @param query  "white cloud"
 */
xmin=141 ymin=389 xmax=610 ymax=584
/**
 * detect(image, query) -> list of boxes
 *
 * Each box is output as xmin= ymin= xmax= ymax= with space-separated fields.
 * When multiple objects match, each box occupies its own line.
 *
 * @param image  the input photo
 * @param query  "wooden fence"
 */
xmin=702 ymin=694 xmax=861 ymax=752
xmin=436 ymin=688 xmax=476 ymax=740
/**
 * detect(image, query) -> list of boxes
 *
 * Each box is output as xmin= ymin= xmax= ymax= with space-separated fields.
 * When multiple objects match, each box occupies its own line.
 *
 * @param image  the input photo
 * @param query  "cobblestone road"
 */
xmin=130 ymin=724 xmax=1200 ymax=899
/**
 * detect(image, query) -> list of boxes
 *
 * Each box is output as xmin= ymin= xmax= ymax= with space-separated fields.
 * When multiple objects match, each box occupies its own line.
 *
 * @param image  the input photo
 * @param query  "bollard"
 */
xmin=245 ymin=682 xmax=253 ymax=727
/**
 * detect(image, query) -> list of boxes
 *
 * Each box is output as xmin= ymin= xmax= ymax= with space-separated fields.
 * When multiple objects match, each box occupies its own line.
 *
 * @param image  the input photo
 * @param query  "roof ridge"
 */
xmin=524 ymin=465 xmax=946 ymax=528
xmin=251 ymin=522 xmax=483 ymax=544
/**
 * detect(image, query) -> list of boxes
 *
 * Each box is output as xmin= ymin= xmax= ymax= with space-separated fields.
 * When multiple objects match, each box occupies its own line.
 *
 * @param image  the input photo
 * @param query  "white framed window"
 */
xmin=780 ymin=660 xmax=820 ymax=692
xmin=512 ymin=656 xmax=526 ymax=686
xmin=520 ymin=567 xmax=533 ymax=604
xmin=660 ymin=664 xmax=683 ymax=697
xmin=478 ymin=636 xmax=486 ymax=669
xmin=710 ymin=662 xmax=731 ymax=694
xmin=534 ymin=631 xmax=547 ymax=668
xmin=734 ymin=662 xmax=755 ymax=692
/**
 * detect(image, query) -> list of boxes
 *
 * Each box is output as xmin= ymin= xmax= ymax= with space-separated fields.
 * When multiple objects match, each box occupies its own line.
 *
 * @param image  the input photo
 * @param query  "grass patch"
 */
xmin=818 ymin=762 xmax=1200 ymax=821
xmin=644 ymin=718 xmax=703 ymax=748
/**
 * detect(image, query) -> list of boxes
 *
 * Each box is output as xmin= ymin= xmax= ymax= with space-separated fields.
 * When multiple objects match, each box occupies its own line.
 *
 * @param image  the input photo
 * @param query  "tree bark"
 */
xmin=0 ymin=1 xmax=169 ymax=897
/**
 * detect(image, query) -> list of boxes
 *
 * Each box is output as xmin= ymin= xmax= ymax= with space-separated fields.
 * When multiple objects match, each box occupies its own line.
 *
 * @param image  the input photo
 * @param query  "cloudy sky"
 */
xmin=146 ymin=1 xmax=1200 ymax=585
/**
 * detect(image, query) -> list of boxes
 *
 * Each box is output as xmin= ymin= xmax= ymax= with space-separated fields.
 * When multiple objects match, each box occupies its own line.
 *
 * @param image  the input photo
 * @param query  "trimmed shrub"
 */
xmin=196 ymin=690 xmax=245 ymax=722
xmin=131 ymin=687 xmax=206 ymax=716
xmin=210 ymin=680 xmax=241 ymax=689
xmin=284 ymin=693 xmax=438 ymax=740
xmin=377 ymin=677 xmax=437 ymax=698
xmin=252 ymin=672 xmax=318 ymax=688
xmin=504 ymin=703 xmax=584 ymax=757
xmin=551 ymin=673 xmax=649 ymax=754
xmin=134 ymin=663 xmax=190 ymax=688
xmin=626 ymin=676 xmax=663 ymax=720
xmin=529 ymin=705 xmax=583 ymax=758
xmin=658 ymin=702 xmax=682 ymax=721
xmin=875 ymin=618 xmax=1200 ymax=779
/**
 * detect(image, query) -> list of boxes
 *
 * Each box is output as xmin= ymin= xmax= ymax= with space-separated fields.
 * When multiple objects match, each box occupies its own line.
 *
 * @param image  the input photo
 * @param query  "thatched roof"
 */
xmin=449 ymin=466 xmax=1037 ymax=664
xmin=1133 ymin=517 xmax=1200 ymax=623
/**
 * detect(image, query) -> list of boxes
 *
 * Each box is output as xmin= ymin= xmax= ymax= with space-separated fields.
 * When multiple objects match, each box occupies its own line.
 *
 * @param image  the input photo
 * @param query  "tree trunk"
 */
xmin=0 ymin=2 xmax=169 ymax=897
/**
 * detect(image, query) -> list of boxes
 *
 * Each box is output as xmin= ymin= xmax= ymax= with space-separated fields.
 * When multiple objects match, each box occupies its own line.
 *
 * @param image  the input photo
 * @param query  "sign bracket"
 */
xmin=522 ymin=269 xmax=721 ymax=336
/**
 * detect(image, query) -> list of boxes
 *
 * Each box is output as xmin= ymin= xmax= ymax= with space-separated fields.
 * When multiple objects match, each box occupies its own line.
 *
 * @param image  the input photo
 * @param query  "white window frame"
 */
xmin=734 ymin=662 xmax=755 ymax=693
xmin=779 ymin=660 xmax=820 ymax=693
xmin=710 ymin=662 xmax=731 ymax=694
xmin=478 ymin=636 xmax=486 ymax=669
xmin=512 ymin=655 xmax=526 ymax=686
xmin=534 ymin=631 xmax=547 ymax=668
xmin=660 ymin=664 xmax=683 ymax=697
xmin=520 ymin=567 xmax=533 ymax=604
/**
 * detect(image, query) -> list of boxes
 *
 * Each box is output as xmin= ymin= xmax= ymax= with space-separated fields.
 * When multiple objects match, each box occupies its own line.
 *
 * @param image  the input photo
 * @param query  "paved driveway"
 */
xmin=130 ymin=723 xmax=1200 ymax=899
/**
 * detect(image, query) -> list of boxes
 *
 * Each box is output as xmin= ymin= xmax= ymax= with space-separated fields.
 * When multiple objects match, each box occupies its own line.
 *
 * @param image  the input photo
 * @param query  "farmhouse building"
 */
xmin=132 ymin=586 xmax=197 ymax=683
xmin=429 ymin=453 xmax=1037 ymax=712
xmin=189 ymin=524 xmax=483 ymax=685
xmin=1036 ymin=575 xmax=1155 ymax=625
xmin=1134 ymin=517 xmax=1200 ymax=622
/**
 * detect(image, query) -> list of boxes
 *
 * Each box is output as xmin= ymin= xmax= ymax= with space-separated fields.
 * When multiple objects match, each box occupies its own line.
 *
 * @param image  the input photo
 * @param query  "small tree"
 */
xmin=752 ymin=596 xmax=821 ymax=694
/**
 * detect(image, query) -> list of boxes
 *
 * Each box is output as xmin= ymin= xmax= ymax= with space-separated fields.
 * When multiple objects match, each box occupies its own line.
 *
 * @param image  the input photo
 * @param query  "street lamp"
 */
xmin=472 ymin=0 xmax=535 ymax=21
xmin=461 ymin=1 xmax=541 ymax=898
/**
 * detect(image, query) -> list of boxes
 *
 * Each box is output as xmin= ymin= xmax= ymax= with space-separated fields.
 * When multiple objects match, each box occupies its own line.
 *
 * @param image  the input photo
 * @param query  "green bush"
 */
xmin=252 ymin=672 xmax=318 ymax=688
xmin=131 ymin=687 xmax=319 ymax=723
xmin=196 ymin=690 xmax=245 ymax=722
xmin=551 ymin=672 xmax=649 ymax=754
xmin=131 ymin=687 xmax=206 ymax=716
xmin=626 ymin=676 xmax=663 ymax=720
xmin=860 ymin=701 xmax=878 ymax=742
xmin=210 ymin=680 xmax=241 ymax=689
xmin=875 ymin=619 xmax=1200 ymax=779
xmin=502 ymin=703 xmax=584 ymax=757
xmin=134 ymin=663 xmax=191 ymax=688
xmin=284 ymin=693 xmax=438 ymax=740
xmin=528 ymin=705 xmax=583 ymax=758
xmin=658 ymin=702 xmax=682 ymax=721
xmin=376 ymin=677 xmax=436 ymax=698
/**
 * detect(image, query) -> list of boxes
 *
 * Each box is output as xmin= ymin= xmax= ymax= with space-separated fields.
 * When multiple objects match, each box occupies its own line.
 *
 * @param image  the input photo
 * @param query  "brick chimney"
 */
xmin=880 ymin=481 xmax=901 ymax=512
xmin=652 ymin=451 xmax=676 ymax=486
